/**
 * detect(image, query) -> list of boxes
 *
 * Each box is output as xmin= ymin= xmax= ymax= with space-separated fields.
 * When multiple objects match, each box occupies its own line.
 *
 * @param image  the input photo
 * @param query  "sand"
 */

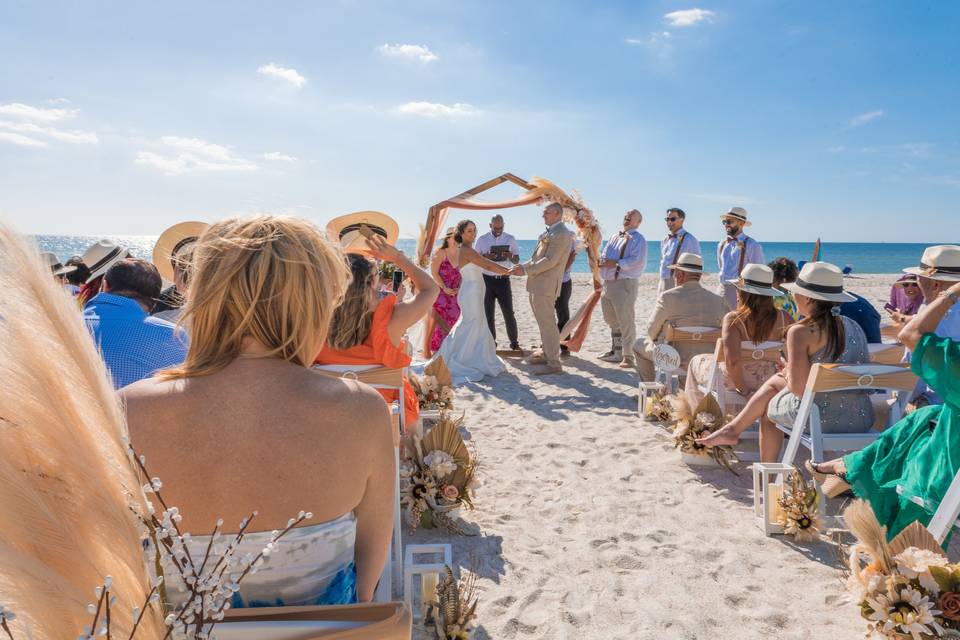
xmin=408 ymin=273 xmax=903 ymax=640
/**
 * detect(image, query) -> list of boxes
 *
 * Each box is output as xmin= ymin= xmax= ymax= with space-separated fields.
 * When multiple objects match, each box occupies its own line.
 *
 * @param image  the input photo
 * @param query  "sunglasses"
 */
xmin=664 ymin=217 xmax=679 ymax=222
xmin=721 ymin=219 xmax=738 ymax=226
xmin=901 ymin=283 xmax=919 ymax=288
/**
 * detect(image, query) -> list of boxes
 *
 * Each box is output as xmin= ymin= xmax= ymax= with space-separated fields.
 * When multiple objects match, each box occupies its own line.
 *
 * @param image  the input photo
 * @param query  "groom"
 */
xmin=512 ymin=203 xmax=575 ymax=375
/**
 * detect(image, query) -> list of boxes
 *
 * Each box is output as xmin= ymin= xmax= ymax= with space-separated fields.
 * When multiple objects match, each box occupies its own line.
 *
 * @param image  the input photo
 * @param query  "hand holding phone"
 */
xmin=392 ymin=269 xmax=404 ymax=292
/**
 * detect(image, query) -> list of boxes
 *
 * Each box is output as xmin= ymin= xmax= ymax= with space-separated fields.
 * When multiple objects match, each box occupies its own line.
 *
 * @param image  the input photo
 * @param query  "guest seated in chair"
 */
xmin=697 ymin=262 xmax=873 ymax=461
xmin=804 ymin=280 xmax=960 ymax=543
xmin=633 ymin=252 xmax=728 ymax=381
xmin=316 ymin=234 xmax=439 ymax=433
xmin=684 ymin=264 xmax=793 ymax=408
xmin=122 ymin=215 xmax=396 ymax=605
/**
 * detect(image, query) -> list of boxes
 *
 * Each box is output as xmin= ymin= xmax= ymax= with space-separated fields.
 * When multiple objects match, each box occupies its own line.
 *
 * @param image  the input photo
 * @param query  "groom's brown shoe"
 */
xmin=532 ymin=364 xmax=563 ymax=376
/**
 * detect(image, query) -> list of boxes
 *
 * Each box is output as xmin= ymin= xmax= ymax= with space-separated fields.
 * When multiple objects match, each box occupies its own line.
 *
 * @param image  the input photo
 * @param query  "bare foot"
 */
xmin=696 ymin=426 xmax=740 ymax=448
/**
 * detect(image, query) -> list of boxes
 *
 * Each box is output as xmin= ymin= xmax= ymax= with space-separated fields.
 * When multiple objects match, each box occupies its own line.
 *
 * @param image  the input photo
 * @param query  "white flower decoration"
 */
xmin=895 ymin=547 xmax=949 ymax=593
xmin=423 ymin=450 xmax=458 ymax=479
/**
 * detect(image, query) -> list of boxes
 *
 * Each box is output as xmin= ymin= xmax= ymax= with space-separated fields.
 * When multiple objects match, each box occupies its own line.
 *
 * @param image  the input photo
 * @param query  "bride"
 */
xmin=430 ymin=219 xmax=516 ymax=384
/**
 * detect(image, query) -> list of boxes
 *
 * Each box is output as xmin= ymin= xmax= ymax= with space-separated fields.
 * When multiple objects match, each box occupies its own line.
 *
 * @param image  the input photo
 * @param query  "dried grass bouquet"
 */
xmin=777 ymin=471 xmax=823 ymax=542
xmin=643 ymin=389 xmax=672 ymax=423
xmin=671 ymin=394 xmax=739 ymax=474
xmin=424 ymin=566 xmax=478 ymax=640
xmin=411 ymin=357 xmax=456 ymax=411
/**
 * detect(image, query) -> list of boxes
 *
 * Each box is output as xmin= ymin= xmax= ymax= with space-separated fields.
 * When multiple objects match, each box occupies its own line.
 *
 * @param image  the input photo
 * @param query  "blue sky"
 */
xmin=1 ymin=1 xmax=957 ymax=241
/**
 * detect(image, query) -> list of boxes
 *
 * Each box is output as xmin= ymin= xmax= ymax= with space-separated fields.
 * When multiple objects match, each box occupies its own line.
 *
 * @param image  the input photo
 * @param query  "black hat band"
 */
xmin=796 ymin=277 xmax=843 ymax=294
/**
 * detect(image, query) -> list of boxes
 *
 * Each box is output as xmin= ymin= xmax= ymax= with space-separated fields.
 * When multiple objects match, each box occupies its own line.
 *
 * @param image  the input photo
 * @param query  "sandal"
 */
xmin=805 ymin=460 xmax=852 ymax=498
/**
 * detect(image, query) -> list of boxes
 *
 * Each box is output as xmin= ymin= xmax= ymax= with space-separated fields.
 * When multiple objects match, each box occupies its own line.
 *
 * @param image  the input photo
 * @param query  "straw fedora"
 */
xmin=727 ymin=264 xmax=780 ymax=297
xmin=40 ymin=251 xmax=77 ymax=276
xmin=902 ymin=245 xmax=960 ymax=282
xmin=720 ymin=206 xmax=752 ymax=227
xmin=325 ymin=211 xmax=399 ymax=256
xmin=668 ymin=252 xmax=704 ymax=274
xmin=153 ymin=221 xmax=209 ymax=282
xmin=82 ymin=240 xmax=131 ymax=283
xmin=782 ymin=261 xmax=855 ymax=303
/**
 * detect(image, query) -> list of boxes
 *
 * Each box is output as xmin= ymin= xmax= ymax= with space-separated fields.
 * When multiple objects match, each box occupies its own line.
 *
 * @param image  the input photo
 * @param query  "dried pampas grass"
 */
xmin=0 ymin=226 xmax=163 ymax=638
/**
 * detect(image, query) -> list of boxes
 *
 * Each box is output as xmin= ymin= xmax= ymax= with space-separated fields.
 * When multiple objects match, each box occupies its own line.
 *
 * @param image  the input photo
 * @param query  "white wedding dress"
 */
xmin=432 ymin=263 xmax=506 ymax=384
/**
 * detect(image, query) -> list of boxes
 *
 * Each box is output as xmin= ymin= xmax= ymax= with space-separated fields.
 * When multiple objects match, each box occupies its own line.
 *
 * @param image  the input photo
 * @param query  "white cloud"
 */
xmin=135 ymin=136 xmax=258 ymax=175
xmin=625 ymin=32 xmax=672 ymax=46
xmin=664 ymin=9 xmax=715 ymax=27
xmin=0 ymin=102 xmax=78 ymax=122
xmin=377 ymin=43 xmax=439 ymax=63
xmin=0 ymin=120 xmax=98 ymax=144
xmin=263 ymin=151 xmax=297 ymax=162
xmin=0 ymin=131 xmax=48 ymax=148
xmin=396 ymin=102 xmax=479 ymax=118
xmin=256 ymin=63 xmax=307 ymax=88
xmin=47 ymin=97 xmax=72 ymax=104
xmin=848 ymin=109 xmax=884 ymax=127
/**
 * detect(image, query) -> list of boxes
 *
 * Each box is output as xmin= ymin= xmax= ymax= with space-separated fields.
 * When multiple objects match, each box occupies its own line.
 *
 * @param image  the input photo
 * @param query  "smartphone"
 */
xmin=883 ymin=302 xmax=898 ymax=313
xmin=392 ymin=269 xmax=404 ymax=292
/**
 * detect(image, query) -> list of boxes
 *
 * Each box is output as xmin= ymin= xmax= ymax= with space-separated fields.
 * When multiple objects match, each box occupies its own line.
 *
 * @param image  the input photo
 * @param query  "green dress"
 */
xmin=844 ymin=333 xmax=960 ymax=543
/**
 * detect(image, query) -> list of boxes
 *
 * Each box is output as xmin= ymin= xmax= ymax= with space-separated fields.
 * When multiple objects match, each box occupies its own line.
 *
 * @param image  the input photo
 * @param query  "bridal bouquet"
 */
xmin=412 ymin=357 xmax=455 ymax=411
xmin=844 ymin=500 xmax=960 ymax=638
xmin=425 ymin=566 xmax=479 ymax=640
xmin=671 ymin=394 xmax=739 ymax=474
xmin=400 ymin=413 xmax=477 ymax=535
xmin=776 ymin=471 xmax=823 ymax=542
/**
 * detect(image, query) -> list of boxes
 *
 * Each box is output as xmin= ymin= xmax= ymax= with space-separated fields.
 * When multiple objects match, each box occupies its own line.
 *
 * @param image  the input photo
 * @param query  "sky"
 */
xmin=1 ymin=0 xmax=958 ymax=242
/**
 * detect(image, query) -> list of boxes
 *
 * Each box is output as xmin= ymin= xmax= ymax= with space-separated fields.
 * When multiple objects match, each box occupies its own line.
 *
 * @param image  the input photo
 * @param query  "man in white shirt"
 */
xmin=598 ymin=209 xmax=647 ymax=368
xmin=717 ymin=206 xmax=765 ymax=308
xmin=475 ymin=214 xmax=521 ymax=351
xmin=658 ymin=207 xmax=701 ymax=295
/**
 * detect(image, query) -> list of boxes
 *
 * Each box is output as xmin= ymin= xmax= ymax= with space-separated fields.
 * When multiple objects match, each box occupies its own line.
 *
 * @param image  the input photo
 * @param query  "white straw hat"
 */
xmin=902 ymin=245 xmax=960 ymax=282
xmin=82 ymin=240 xmax=131 ymax=283
xmin=727 ymin=264 xmax=780 ymax=297
xmin=782 ymin=261 xmax=855 ymax=303
xmin=720 ymin=206 xmax=751 ymax=227
xmin=40 ymin=251 xmax=77 ymax=276
xmin=668 ymin=252 xmax=704 ymax=274
xmin=152 ymin=221 xmax=209 ymax=282
xmin=325 ymin=211 xmax=399 ymax=256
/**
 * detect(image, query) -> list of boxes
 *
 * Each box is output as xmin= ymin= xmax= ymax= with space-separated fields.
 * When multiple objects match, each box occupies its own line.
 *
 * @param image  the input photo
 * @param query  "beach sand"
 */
xmin=409 ymin=273 xmax=901 ymax=639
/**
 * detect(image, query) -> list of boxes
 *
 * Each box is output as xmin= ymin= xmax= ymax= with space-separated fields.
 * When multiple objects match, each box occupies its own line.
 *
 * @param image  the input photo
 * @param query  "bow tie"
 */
xmin=669 ymin=233 xmax=678 ymax=239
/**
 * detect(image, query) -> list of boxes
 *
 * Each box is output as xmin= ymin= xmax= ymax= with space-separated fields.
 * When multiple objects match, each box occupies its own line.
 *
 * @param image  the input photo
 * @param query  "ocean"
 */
xmin=34 ymin=235 xmax=953 ymax=275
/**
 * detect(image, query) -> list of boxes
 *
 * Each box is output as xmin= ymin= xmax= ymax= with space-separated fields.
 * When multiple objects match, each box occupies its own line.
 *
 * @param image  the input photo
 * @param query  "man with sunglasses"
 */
xmin=658 ymin=208 xmax=700 ymax=295
xmin=717 ymin=207 xmax=764 ymax=308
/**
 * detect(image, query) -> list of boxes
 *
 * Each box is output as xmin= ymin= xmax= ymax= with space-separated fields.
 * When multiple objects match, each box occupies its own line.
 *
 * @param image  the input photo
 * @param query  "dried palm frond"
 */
xmin=422 ymin=413 xmax=472 ymax=488
xmin=889 ymin=521 xmax=944 ymax=557
xmin=0 ymin=226 xmax=164 ymax=638
xmin=425 ymin=356 xmax=453 ymax=388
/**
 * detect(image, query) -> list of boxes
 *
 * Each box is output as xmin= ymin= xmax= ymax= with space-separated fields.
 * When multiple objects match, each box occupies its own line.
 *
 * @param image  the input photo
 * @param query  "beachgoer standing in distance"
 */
xmin=598 ymin=209 xmax=647 ymax=368
xmin=658 ymin=208 xmax=700 ymax=295
xmin=475 ymin=214 xmax=521 ymax=351
xmin=717 ymin=207 xmax=764 ymax=309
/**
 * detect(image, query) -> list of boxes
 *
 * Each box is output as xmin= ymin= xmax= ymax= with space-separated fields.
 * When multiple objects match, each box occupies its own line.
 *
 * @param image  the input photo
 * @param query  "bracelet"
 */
xmin=941 ymin=291 xmax=959 ymax=305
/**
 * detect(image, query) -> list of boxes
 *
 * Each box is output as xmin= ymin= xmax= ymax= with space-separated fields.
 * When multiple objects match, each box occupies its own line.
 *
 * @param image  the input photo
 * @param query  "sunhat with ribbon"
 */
xmin=82 ymin=240 xmax=131 ymax=283
xmin=40 ymin=251 xmax=77 ymax=276
xmin=325 ymin=211 xmax=399 ymax=256
xmin=668 ymin=252 xmax=704 ymax=274
xmin=152 ymin=221 xmax=209 ymax=282
xmin=782 ymin=261 xmax=855 ymax=303
xmin=727 ymin=263 xmax=780 ymax=297
xmin=720 ymin=206 xmax=751 ymax=227
xmin=902 ymin=245 xmax=960 ymax=282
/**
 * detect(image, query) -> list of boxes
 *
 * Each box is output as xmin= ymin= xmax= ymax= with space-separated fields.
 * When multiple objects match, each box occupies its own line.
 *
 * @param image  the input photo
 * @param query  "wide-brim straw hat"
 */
xmin=82 ymin=239 xmax=131 ymax=283
xmin=40 ymin=251 xmax=77 ymax=276
xmin=782 ymin=261 xmax=855 ymax=303
xmin=152 ymin=221 xmax=209 ymax=282
xmin=902 ymin=245 xmax=960 ymax=282
xmin=726 ymin=263 xmax=780 ymax=297
xmin=720 ymin=206 xmax=752 ymax=227
xmin=668 ymin=252 xmax=704 ymax=274
xmin=326 ymin=211 xmax=399 ymax=256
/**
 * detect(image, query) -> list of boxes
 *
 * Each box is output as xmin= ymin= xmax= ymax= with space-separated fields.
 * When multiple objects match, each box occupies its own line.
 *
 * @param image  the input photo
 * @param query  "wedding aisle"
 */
xmin=409 ymin=273 xmax=896 ymax=639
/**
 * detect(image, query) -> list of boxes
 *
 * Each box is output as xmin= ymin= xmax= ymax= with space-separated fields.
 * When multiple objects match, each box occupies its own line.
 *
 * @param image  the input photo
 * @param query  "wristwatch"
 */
xmin=941 ymin=290 xmax=959 ymax=305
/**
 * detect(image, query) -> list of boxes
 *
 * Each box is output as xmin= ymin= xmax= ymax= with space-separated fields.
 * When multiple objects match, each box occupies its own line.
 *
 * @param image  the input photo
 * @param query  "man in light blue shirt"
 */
xmin=658 ymin=207 xmax=701 ymax=295
xmin=598 ymin=209 xmax=647 ymax=367
xmin=84 ymin=258 xmax=188 ymax=389
xmin=717 ymin=206 xmax=765 ymax=308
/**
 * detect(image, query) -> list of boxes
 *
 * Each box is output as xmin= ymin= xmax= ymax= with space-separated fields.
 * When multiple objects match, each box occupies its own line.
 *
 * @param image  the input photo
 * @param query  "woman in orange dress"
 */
xmin=316 ymin=235 xmax=439 ymax=429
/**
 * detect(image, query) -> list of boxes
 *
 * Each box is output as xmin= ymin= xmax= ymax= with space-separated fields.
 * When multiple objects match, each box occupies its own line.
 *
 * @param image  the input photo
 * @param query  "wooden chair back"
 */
xmin=806 ymin=363 xmax=917 ymax=394
xmin=868 ymin=343 xmax=907 ymax=365
xmin=664 ymin=325 xmax=723 ymax=346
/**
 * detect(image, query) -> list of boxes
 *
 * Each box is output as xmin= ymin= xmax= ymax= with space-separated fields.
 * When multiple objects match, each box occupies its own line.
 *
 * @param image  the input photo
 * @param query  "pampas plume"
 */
xmin=0 ymin=226 xmax=163 ymax=638
xmin=842 ymin=500 xmax=893 ymax=573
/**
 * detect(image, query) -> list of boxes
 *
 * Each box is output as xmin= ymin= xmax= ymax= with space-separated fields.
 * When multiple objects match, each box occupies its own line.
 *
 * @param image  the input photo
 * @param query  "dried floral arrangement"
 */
xmin=671 ymin=394 xmax=739 ymax=474
xmin=643 ymin=390 xmax=673 ymax=422
xmin=412 ymin=357 xmax=456 ymax=411
xmin=844 ymin=500 xmax=960 ymax=639
xmin=425 ymin=566 xmax=479 ymax=640
xmin=401 ymin=413 xmax=477 ymax=534
xmin=776 ymin=472 xmax=823 ymax=542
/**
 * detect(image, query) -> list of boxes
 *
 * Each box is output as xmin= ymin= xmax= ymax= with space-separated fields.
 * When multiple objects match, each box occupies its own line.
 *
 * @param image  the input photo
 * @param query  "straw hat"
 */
xmin=720 ymin=206 xmax=751 ymax=227
xmin=153 ymin=221 xmax=209 ymax=282
xmin=325 ymin=211 xmax=399 ymax=256
xmin=782 ymin=261 xmax=855 ymax=303
xmin=668 ymin=252 xmax=704 ymax=274
xmin=727 ymin=264 xmax=780 ymax=297
xmin=82 ymin=240 xmax=131 ymax=283
xmin=40 ymin=251 xmax=77 ymax=276
xmin=902 ymin=245 xmax=960 ymax=282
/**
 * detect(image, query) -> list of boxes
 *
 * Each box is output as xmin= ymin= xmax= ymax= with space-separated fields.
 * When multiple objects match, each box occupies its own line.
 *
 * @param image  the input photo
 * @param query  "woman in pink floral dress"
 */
xmin=427 ymin=230 xmax=462 ymax=355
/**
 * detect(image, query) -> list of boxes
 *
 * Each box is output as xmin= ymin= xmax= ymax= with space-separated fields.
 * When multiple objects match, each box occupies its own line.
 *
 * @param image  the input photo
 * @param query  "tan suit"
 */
xmin=634 ymin=279 xmax=729 ymax=380
xmin=524 ymin=222 xmax=575 ymax=368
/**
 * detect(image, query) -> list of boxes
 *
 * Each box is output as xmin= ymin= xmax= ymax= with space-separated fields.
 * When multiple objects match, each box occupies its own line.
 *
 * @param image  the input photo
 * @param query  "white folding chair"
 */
xmin=638 ymin=325 xmax=722 ymax=418
xmin=869 ymin=342 xmax=907 ymax=365
xmin=922 ymin=469 xmax=960 ymax=545
xmin=313 ymin=364 xmax=407 ymax=601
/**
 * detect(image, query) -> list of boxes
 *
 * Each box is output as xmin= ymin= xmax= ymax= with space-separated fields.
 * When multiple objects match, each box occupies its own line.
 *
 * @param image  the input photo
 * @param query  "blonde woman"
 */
xmin=122 ymin=216 xmax=396 ymax=606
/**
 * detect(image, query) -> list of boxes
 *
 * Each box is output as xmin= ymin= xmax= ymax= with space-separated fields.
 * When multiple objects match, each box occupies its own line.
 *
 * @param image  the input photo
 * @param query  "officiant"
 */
xmin=476 ymin=214 xmax=521 ymax=351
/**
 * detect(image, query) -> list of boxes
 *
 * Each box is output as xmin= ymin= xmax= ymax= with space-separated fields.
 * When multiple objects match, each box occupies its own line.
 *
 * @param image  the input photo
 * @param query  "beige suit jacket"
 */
xmin=523 ymin=222 xmax=574 ymax=298
xmin=644 ymin=280 xmax=730 ymax=363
